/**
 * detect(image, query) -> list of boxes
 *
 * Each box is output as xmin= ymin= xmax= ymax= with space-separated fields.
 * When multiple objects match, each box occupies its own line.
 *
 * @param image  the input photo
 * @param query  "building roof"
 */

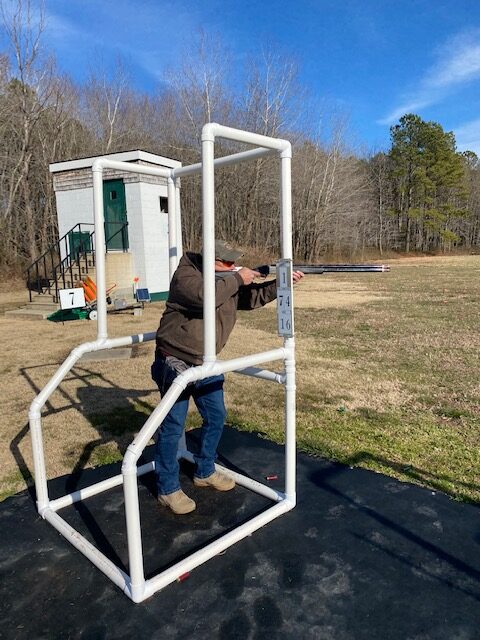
xmin=49 ymin=150 xmax=182 ymax=173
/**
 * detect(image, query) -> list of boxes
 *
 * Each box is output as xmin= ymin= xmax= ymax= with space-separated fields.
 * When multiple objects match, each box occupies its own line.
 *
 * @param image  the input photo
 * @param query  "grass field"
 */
xmin=0 ymin=255 xmax=478 ymax=503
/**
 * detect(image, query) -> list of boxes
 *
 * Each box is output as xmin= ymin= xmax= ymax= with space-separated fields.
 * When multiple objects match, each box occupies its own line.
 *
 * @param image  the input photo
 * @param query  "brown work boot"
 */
xmin=158 ymin=489 xmax=196 ymax=514
xmin=194 ymin=471 xmax=235 ymax=491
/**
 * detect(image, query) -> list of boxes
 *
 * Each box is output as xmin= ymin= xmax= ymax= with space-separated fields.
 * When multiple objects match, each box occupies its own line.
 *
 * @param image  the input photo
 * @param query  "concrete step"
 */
xmin=5 ymin=289 xmax=60 ymax=319
xmin=27 ymin=303 xmax=59 ymax=311
xmin=31 ymin=294 xmax=57 ymax=304
xmin=58 ymin=269 xmax=97 ymax=288
xmin=76 ymin=263 xmax=96 ymax=272
xmin=4 ymin=307 xmax=56 ymax=320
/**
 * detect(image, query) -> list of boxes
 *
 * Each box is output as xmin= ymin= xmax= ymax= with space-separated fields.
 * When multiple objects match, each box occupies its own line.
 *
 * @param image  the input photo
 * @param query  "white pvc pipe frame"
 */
xmin=28 ymin=123 xmax=296 ymax=603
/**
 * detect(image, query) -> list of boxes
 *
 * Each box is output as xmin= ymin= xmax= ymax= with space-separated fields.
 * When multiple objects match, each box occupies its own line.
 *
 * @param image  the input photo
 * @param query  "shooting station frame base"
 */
xmin=29 ymin=123 xmax=296 ymax=603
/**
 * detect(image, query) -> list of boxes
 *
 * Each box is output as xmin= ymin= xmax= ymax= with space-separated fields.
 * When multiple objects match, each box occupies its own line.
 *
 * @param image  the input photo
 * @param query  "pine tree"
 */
xmin=388 ymin=114 xmax=468 ymax=252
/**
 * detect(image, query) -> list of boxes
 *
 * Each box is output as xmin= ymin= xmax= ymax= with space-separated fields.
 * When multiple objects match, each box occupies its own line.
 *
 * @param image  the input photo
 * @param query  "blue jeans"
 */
xmin=151 ymin=356 xmax=227 ymax=496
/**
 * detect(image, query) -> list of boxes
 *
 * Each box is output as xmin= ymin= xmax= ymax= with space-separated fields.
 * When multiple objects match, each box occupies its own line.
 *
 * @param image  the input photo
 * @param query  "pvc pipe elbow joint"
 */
xmin=127 ymin=583 xmax=146 ymax=604
xmin=122 ymin=445 xmax=139 ymax=475
xmin=202 ymin=122 xmax=219 ymax=142
xmin=37 ymin=503 xmax=51 ymax=518
xmin=92 ymin=158 xmax=106 ymax=172
xmin=280 ymin=142 xmax=292 ymax=159
xmin=174 ymin=366 xmax=203 ymax=387
xmin=29 ymin=400 xmax=43 ymax=418
xmin=285 ymin=495 xmax=297 ymax=508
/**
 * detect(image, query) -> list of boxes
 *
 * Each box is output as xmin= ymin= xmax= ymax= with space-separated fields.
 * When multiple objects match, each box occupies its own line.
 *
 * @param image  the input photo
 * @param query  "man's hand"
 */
xmin=292 ymin=270 xmax=304 ymax=284
xmin=238 ymin=267 xmax=261 ymax=285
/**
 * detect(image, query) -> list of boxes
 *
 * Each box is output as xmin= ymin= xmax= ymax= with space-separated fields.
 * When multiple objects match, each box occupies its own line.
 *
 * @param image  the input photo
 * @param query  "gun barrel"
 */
xmin=256 ymin=263 xmax=390 ymax=276
xmin=296 ymin=264 xmax=390 ymax=273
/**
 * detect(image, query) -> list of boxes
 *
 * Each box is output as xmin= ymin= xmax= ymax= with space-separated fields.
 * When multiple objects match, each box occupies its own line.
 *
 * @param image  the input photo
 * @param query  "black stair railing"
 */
xmin=26 ymin=221 xmax=128 ymax=303
xmin=54 ymin=224 xmax=96 ymax=303
xmin=27 ymin=223 xmax=95 ymax=302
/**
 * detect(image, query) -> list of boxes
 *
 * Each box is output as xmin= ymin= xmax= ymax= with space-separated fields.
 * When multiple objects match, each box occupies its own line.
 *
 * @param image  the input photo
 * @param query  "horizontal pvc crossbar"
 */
xmin=49 ymin=461 xmax=155 ymax=511
xmin=173 ymin=147 xmax=277 ymax=178
xmin=234 ymin=366 xmax=285 ymax=384
xmin=92 ymin=158 xmax=171 ymax=178
xmin=202 ymin=123 xmax=291 ymax=155
xmin=178 ymin=453 xmax=284 ymax=503
xmin=91 ymin=147 xmax=280 ymax=181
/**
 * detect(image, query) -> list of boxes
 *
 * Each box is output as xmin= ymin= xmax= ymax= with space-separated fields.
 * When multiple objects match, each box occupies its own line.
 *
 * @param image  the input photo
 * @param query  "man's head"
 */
xmin=213 ymin=239 xmax=243 ymax=271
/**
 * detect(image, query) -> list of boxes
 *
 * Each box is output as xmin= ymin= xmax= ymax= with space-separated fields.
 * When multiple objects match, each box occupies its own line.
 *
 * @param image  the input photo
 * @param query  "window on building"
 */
xmin=159 ymin=197 xmax=168 ymax=213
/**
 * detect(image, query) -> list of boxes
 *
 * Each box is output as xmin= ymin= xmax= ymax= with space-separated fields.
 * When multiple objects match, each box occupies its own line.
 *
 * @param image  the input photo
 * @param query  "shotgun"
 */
xmin=215 ymin=263 xmax=390 ymax=279
xmin=255 ymin=263 xmax=390 ymax=276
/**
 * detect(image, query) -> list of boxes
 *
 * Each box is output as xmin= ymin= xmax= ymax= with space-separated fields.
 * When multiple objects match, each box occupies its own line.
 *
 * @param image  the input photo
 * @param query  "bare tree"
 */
xmin=0 ymin=0 xmax=88 ymax=268
xmin=82 ymin=58 xmax=131 ymax=154
xmin=0 ymin=0 xmax=56 ymax=264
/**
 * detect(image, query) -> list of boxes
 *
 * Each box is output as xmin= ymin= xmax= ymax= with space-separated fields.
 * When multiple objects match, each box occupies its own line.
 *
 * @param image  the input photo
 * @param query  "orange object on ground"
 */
xmin=81 ymin=276 xmax=97 ymax=303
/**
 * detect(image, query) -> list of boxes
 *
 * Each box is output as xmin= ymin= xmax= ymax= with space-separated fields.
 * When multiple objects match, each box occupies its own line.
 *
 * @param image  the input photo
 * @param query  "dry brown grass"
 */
xmin=0 ymin=304 xmax=164 ymax=498
xmin=225 ymin=255 xmax=480 ymax=502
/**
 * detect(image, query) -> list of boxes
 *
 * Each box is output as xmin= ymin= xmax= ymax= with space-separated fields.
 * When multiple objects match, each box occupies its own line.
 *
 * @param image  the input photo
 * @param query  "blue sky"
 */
xmin=5 ymin=0 xmax=480 ymax=154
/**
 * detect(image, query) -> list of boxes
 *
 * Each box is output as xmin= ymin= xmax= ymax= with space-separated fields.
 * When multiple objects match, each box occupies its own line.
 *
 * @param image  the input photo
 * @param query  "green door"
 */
xmin=103 ymin=179 xmax=128 ymax=250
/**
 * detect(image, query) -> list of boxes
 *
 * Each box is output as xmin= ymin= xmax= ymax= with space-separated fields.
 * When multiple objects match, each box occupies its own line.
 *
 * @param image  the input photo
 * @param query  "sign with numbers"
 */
xmin=59 ymin=287 xmax=86 ymax=310
xmin=276 ymin=259 xmax=294 ymax=337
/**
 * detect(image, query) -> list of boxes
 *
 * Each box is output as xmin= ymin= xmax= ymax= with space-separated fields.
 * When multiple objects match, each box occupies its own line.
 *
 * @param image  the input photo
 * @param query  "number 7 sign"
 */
xmin=59 ymin=287 xmax=86 ymax=310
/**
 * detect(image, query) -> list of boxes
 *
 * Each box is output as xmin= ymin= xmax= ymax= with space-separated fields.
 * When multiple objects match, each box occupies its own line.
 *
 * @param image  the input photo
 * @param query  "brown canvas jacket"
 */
xmin=155 ymin=252 xmax=277 ymax=365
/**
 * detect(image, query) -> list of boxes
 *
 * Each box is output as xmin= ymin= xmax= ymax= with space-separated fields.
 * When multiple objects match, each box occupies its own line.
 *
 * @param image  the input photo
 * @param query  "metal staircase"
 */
xmin=5 ymin=222 xmax=128 ymax=320
xmin=26 ymin=223 xmax=96 ymax=304
xmin=26 ymin=222 xmax=128 ymax=303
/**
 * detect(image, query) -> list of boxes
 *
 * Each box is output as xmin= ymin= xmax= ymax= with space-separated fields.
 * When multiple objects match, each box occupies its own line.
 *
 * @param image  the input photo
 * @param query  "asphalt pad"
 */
xmin=0 ymin=427 xmax=479 ymax=640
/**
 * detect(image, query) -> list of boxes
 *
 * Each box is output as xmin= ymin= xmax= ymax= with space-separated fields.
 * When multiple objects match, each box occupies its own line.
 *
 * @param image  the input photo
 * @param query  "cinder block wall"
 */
xmin=105 ymin=253 xmax=134 ymax=299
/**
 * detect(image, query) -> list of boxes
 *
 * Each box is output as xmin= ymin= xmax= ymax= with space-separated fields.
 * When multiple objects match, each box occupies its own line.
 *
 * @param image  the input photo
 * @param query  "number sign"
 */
xmin=276 ymin=259 xmax=294 ymax=338
xmin=59 ymin=287 xmax=86 ymax=310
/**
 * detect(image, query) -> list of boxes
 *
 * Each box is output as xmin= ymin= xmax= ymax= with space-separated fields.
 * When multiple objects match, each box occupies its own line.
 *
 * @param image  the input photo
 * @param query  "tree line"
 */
xmin=0 ymin=1 xmax=479 ymax=273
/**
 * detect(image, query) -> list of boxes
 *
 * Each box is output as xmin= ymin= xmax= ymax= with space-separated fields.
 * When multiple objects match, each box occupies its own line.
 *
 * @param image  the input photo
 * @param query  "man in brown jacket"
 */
xmin=151 ymin=239 xmax=303 ymax=514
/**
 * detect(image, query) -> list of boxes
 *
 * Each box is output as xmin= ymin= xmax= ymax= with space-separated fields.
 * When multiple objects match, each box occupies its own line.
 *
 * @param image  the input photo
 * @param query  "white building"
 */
xmin=49 ymin=150 xmax=182 ymax=300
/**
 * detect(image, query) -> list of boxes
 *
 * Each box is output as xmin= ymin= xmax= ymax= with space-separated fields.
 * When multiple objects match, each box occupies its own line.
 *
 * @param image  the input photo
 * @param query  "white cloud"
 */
xmin=379 ymin=29 xmax=480 ymax=125
xmin=379 ymin=98 xmax=434 ymax=125
xmin=45 ymin=11 xmax=94 ymax=45
xmin=429 ymin=32 xmax=480 ymax=88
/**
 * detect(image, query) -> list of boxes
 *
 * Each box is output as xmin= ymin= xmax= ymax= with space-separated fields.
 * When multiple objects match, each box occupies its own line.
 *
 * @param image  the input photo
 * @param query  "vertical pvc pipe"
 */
xmin=92 ymin=164 xmax=108 ymax=339
xmin=29 ymin=415 xmax=49 ymax=511
xmin=123 ymin=469 xmax=145 ymax=602
xmin=174 ymin=175 xmax=185 ymax=455
xmin=201 ymin=131 xmax=216 ymax=362
xmin=175 ymin=178 xmax=183 ymax=267
xmin=284 ymin=340 xmax=296 ymax=503
xmin=280 ymin=148 xmax=296 ymax=503
xmin=280 ymin=148 xmax=293 ymax=260
xmin=167 ymin=176 xmax=177 ymax=282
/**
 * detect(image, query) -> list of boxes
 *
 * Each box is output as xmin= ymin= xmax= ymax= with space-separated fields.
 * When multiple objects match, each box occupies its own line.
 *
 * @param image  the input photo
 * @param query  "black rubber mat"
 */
xmin=0 ymin=427 xmax=479 ymax=640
